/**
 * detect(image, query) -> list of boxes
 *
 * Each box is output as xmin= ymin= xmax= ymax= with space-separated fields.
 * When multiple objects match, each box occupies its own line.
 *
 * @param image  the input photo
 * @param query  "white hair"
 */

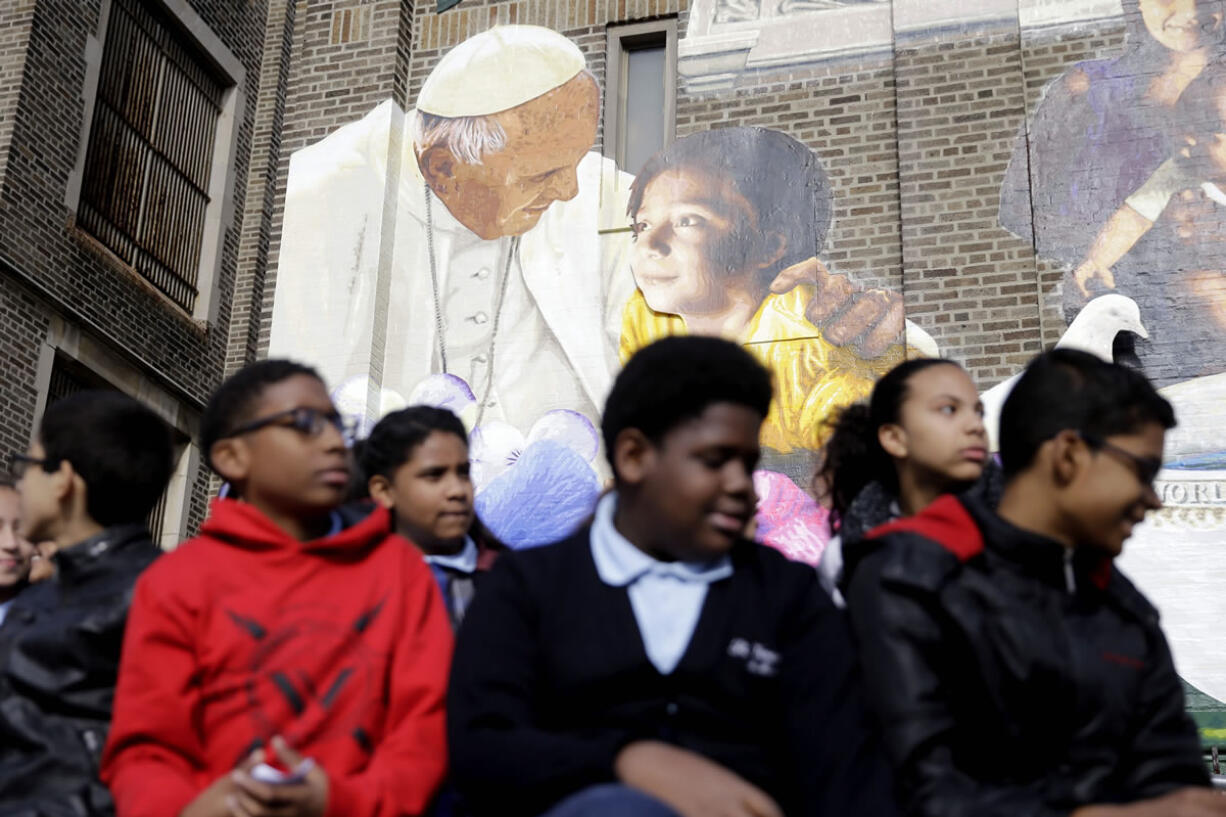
xmin=411 ymin=69 xmax=598 ymax=166
xmin=411 ymin=110 xmax=508 ymax=166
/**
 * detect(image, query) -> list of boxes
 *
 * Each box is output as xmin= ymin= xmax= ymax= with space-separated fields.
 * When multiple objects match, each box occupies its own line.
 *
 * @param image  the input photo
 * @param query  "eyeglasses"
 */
xmin=8 ymin=453 xmax=58 ymax=479
xmin=1078 ymin=432 xmax=1163 ymax=488
xmin=222 ymin=407 xmax=347 ymax=440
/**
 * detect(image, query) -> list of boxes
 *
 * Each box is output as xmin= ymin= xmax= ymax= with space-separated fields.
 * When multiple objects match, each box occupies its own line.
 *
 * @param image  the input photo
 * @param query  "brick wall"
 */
xmin=893 ymin=29 xmax=1044 ymax=385
xmin=0 ymin=282 xmax=49 ymax=459
xmin=0 ymin=0 xmax=275 ymax=534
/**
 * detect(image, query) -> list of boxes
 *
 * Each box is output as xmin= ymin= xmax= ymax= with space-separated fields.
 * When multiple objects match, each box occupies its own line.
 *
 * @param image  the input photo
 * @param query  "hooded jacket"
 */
xmin=842 ymin=494 xmax=1208 ymax=817
xmin=100 ymin=499 xmax=453 ymax=817
xmin=0 ymin=523 xmax=159 ymax=817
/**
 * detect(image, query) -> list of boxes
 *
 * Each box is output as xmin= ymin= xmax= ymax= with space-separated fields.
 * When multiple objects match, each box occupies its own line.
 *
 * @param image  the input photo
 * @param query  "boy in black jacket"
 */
xmin=0 ymin=391 xmax=174 ymax=817
xmin=844 ymin=348 xmax=1220 ymax=817
xmin=448 ymin=335 xmax=897 ymax=817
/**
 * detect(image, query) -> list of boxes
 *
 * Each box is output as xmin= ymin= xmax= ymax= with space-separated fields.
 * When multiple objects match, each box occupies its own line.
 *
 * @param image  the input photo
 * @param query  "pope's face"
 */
xmin=426 ymin=73 xmax=599 ymax=240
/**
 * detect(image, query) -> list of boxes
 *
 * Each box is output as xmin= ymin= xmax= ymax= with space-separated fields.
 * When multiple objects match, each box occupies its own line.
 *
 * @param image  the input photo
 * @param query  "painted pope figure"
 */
xmin=269 ymin=25 xmax=904 ymax=444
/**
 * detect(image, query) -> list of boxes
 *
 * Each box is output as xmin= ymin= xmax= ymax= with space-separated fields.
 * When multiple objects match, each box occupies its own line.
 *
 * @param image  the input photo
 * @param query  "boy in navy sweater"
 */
xmin=447 ymin=336 xmax=897 ymax=817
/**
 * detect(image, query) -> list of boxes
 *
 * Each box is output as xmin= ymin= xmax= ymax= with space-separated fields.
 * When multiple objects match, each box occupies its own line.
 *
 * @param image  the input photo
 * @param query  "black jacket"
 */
xmin=843 ymin=495 xmax=1208 ymax=817
xmin=0 ymin=524 xmax=160 ymax=817
xmin=447 ymin=527 xmax=898 ymax=817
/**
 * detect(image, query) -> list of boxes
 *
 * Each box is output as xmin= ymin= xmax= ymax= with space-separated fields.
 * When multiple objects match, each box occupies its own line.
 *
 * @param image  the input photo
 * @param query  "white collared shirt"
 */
xmin=423 ymin=535 xmax=479 ymax=575
xmin=590 ymin=492 xmax=732 ymax=674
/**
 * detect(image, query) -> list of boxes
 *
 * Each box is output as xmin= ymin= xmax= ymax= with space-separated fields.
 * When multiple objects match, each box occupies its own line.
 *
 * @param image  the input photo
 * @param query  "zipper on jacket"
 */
xmin=1063 ymin=548 xmax=1076 ymax=594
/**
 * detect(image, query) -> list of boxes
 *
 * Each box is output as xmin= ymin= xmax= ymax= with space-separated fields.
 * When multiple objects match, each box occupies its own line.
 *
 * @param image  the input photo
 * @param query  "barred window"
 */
xmin=77 ymin=0 xmax=226 ymax=313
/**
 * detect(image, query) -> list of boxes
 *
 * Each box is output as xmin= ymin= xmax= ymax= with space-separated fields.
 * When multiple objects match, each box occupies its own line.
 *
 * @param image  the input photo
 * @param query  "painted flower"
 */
xmin=331 ymin=375 xmax=408 ymax=443
xmin=469 ymin=410 xmax=601 ymax=549
xmin=752 ymin=470 xmax=831 ymax=565
xmin=409 ymin=373 xmax=603 ymax=549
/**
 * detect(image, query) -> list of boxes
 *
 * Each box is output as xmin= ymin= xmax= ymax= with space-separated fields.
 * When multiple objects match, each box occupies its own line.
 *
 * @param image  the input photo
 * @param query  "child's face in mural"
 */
xmin=630 ymin=167 xmax=784 ymax=318
xmin=1139 ymin=0 xmax=1224 ymax=52
xmin=369 ymin=430 xmax=474 ymax=554
xmin=419 ymin=73 xmax=599 ymax=240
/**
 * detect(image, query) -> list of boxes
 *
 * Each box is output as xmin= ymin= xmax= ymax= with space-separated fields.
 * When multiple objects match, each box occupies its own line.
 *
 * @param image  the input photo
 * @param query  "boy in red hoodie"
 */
xmin=101 ymin=360 xmax=454 ymax=817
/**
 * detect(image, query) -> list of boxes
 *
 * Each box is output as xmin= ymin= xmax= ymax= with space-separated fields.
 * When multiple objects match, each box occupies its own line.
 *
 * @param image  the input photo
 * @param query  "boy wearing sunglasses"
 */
xmin=102 ymin=360 xmax=453 ymax=817
xmin=0 ymin=391 xmax=173 ymax=816
xmin=843 ymin=348 xmax=1221 ymax=817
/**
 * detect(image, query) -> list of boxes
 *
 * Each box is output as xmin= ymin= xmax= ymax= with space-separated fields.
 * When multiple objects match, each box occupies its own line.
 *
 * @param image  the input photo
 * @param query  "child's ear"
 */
xmin=878 ymin=423 xmax=909 ymax=460
xmin=368 ymin=474 xmax=395 ymax=509
xmin=48 ymin=460 xmax=82 ymax=514
xmin=1049 ymin=429 xmax=1085 ymax=487
xmin=209 ymin=438 xmax=250 ymax=486
xmin=612 ymin=428 xmax=654 ymax=486
xmin=753 ymin=231 xmax=789 ymax=271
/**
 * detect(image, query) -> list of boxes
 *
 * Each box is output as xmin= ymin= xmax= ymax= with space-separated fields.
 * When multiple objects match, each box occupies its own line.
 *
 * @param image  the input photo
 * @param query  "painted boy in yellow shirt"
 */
xmin=622 ymin=127 xmax=911 ymax=454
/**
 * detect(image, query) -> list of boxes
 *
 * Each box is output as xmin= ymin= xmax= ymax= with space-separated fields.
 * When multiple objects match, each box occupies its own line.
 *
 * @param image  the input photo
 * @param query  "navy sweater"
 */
xmin=446 ymin=526 xmax=898 ymax=817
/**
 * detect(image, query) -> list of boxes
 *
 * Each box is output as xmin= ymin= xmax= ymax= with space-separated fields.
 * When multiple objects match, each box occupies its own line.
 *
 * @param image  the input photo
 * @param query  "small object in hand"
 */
xmin=250 ymin=757 xmax=314 ymax=785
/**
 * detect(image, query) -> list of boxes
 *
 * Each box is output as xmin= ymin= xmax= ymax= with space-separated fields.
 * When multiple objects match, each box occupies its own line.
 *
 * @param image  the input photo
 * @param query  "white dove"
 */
xmin=981 ymin=294 xmax=1149 ymax=451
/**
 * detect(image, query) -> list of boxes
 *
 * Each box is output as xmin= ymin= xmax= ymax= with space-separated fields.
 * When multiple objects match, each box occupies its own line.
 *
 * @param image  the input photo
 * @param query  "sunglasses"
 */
xmin=221 ymin=407 xmax=347 ymax=440
xmin=1078 ymin=432 xmax=1163 ymax=488
xmin=7 ymin=453 xmax=59 ymax=480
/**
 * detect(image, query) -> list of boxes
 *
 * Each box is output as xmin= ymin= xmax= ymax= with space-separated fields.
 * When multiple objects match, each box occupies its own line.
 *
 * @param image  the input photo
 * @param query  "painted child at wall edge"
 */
xmin=620 ymin=127 xmax=908 ymax=454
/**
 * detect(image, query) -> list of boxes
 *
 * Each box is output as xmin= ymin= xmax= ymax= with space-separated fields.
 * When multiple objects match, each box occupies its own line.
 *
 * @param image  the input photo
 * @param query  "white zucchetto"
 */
xmin=416 ymin=25 xmax=587 ymax=118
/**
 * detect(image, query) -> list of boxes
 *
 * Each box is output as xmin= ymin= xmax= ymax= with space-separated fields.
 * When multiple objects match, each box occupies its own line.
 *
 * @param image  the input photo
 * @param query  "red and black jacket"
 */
xmin=842 ymin=494 xmax=1208 ymax=817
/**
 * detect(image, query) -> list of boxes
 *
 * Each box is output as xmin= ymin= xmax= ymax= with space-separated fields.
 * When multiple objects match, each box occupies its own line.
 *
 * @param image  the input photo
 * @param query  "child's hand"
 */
xmin=615 ymin=740 xmax=783 ymax=817
xmin=769 ymin=256 xmax=905 ymax=358
xmin=229 ymin=737 xmax=329 ymax=817
xmin=180 ymin=749 xmax=264 ymax=817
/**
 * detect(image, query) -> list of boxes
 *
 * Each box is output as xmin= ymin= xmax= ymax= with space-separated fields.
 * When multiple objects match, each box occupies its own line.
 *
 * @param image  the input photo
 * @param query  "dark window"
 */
xmin=621 ymin=42 xmax=668 ymax=177
xmin=604 ymin=21 xmax=677 ymax=178
xmin=77 ymin=0 xmax=226 ymax=313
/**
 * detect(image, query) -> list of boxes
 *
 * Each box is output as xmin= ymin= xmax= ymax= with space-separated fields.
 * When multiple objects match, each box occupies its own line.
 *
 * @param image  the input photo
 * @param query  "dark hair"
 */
xmin=999 ymin=348 xmax=1175 ymax=478
xmin=359 ymin=405 xmax=468 ymax=481
xmin=38 ymin=390 xmax=174 ymax=527
xmin=627 ymin=127 xmax=833 ymax=284
xmin=818 ymin=358 xmax=963 ymax=523
xmin=602 ymin=336 xmax=772 ymax=479
xmin=201 ymin=359 xmax=323 ymax=472
xmin=0 ymin=474 xmax=15 ymax=491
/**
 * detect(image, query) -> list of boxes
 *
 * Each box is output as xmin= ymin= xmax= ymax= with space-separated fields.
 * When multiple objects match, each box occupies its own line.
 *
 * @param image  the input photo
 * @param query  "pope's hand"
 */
xmin=769 ymin=257 xmax=905 ymax=358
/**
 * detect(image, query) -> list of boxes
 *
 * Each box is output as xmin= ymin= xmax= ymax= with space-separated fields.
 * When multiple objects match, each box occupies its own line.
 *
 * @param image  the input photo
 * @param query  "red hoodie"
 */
xmin=101 ymin=499 xmax=453 ymax=817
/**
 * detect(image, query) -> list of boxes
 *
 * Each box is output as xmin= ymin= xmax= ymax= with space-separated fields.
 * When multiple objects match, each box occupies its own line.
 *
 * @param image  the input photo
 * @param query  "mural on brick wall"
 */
xmin=1000 ymin=0 xmax=1226 ymax=723
xmin=268 ymin=24 xmax=927 ymax=564
xmin=1002 ymin=0 xmax=1226 ymax=387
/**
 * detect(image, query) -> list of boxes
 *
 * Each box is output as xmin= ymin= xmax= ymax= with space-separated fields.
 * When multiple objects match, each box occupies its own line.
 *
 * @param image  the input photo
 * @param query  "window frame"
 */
xmin=603 ymin=18 xmax=678 ymax=175
xmin=31 ymin=316 xmax=201 ymax=550
xmin=65 ymin=0 xmax=246 ymax=326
